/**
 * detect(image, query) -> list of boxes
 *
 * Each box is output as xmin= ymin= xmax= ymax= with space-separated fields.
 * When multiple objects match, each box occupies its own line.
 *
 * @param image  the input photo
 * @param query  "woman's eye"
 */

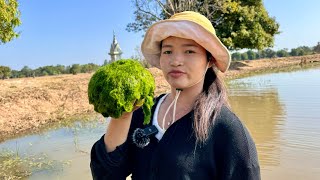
xmin=186 ymin=50 xmax=195 ymax=54
xmin=163 ymin=51 xmax=172 ymax=54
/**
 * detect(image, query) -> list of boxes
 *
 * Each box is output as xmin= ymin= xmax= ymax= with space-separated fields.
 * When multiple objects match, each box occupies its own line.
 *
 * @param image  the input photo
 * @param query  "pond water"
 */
xmin=1 ymin=67 xmax=320 ymax=179
xmin=0 ymin=120 xmax=107 ymax=179
xmin=228 ymin=67 xmax=320 ymax=179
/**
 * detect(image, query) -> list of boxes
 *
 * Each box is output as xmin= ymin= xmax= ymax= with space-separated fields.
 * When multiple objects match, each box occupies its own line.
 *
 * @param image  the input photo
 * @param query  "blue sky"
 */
xmin=1 ymin=0 xmax=320 ymax=70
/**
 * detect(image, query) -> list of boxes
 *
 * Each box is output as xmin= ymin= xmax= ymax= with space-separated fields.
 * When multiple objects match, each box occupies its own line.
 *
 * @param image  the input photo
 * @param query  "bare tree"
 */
xmin=127 ymin=0 xmax=224 ymax=32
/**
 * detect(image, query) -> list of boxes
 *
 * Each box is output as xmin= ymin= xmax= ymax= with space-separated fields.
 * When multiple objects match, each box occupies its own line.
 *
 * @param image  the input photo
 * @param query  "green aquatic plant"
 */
xmin=0 ymin=149 xmax=69 ymax=179
xmin=88 ymin=59 xmax=155 ymax=124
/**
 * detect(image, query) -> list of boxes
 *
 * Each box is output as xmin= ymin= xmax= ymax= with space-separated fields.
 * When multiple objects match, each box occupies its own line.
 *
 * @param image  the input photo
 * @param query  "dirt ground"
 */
xmin=1 ymin=54 xmax=320 ymax=142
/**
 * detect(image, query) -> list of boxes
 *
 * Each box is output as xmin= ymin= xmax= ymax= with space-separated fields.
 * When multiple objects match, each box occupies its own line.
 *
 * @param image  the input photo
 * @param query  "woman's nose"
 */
xmin=169 ymin=53 xmax=183 ymax=66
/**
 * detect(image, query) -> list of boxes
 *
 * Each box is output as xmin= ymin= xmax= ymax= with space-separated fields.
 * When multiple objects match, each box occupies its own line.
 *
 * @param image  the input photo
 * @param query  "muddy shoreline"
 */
xmin=1 ymin=54 xmax=320 ymax=142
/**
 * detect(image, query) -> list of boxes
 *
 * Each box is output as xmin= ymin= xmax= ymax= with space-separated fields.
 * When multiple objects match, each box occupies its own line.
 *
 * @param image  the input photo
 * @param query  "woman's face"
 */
xmin=160 ymin=36 xmax=209 ymax=90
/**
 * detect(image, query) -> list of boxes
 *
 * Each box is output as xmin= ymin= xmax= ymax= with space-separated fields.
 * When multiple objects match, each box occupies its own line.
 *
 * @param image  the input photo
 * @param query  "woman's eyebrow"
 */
xmin=161 ymin=44 xmax=173 ymax=48
xmin=182 ymin=44 xmax=198 ymax=48
xmin=162 ymin=44 xmax=198 ymax=48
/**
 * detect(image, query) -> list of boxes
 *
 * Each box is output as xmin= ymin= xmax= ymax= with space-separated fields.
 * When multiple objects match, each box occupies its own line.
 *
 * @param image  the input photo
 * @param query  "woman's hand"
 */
xmin=104 ymin=102 xmax=142 ymax=152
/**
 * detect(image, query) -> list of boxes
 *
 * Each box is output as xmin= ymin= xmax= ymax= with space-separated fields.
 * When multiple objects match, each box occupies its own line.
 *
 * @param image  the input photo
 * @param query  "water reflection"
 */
xmin=228 ymin=83 xmax=285 ymax=169
xmin=0 ymin=119 xmax=107 ymax=180
xmin=228 ymin=67 xmax=320 ymax=179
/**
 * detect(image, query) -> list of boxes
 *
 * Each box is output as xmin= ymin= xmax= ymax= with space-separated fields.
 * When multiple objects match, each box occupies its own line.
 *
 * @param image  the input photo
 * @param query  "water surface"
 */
xmin=228 ymin=67 xmax=320 ymax=179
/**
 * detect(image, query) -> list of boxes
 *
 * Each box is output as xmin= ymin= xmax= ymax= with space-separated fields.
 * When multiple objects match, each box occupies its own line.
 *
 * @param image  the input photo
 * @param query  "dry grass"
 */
xmin=224 ymin=54 xmax=320 ymax=80
xmin=0 ymin=74 xmax=95 ymax=142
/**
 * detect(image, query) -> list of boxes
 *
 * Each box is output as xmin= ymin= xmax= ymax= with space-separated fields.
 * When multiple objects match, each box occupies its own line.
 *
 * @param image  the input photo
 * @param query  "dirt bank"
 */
xmin=1 ymin=54 xmax=320 ymax=142
xmin=225 ymin=54 xmax=320 ymax=79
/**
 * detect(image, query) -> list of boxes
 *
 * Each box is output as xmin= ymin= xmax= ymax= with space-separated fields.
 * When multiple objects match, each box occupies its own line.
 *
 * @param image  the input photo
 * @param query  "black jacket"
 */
xmin=90 ymin=95 xmax=260 ymax=180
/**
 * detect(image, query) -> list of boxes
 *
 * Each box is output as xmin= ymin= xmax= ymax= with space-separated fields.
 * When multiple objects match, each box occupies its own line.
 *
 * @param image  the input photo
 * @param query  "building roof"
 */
xmin=109 ymin=31 xmax=122 ymax=55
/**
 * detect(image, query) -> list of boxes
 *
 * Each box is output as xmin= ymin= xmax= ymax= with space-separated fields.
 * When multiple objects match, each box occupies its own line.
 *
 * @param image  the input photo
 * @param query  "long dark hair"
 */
xmin=193 ymin=55 xmax=230 ymax=145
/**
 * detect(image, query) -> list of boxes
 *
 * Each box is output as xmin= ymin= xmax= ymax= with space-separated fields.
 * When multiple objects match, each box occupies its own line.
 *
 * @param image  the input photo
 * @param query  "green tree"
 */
xmin=33 ymin=68 xmax=42 ymax=76
xmin=314 ymin=42 xmax=320 ymax=53
xmin=299 ymin=46 xmax=313 ymax=55
xmin=0 ymin=65 xmax=11 ymax=79
xmin=290 ymin=46 xmax=312 ymax=56
xmin=0 ymin=0 xmax=21 ymax=44
xmin=231 ymin=52 xmax=241 ymax=61
xmin=276 ymin=49 xmax=289 ymax=57
xmin=20 ymin=66 xmax=33 ymax=77
xmin=247 ymin=50 xmax=256 ymax=60
xmin=65 ymin=65 xmax=71 ymax=74
xmin=257 ymin=50 xmax=266 ymax=59
xmin=55 ymin=64 xmax=66 ymax=74
xmin=264 ymin=48 xmax=276 ymax=58
xmin=215 ymin=0 xmax=279 ymax=50
xmin=255 ymin=52 xmax=260 ymax=59
xmin=70 ymin=64 xmax=81 ymax=75
xmin=241 ymin=52 xmax=248 ymax=60
xmin=40 ymin=66 xmax=57 ymax=75
xmin=10 ymin=70 xmax=19 ymax=78
xmin=81 ymin=63 xmax=100 ymax=73
xmin=290 ymin=48 xmax=300 ymax=56
xmin=127 ymin=0 xmax=280 ymax=50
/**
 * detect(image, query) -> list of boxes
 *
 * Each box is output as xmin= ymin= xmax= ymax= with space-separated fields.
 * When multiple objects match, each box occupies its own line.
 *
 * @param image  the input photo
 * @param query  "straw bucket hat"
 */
xmin=141 ymin=11 xmax=231 ymax=72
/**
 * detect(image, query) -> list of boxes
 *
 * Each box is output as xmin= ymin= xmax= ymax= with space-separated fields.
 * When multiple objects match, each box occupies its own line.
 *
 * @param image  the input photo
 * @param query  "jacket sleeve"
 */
xmin=90 ymin=108 xmax=143 ymax=180
xmin=215 ymin=108 xmax=261 ymax=180
xmin=90 ymin=135 xmax=132 ymax=180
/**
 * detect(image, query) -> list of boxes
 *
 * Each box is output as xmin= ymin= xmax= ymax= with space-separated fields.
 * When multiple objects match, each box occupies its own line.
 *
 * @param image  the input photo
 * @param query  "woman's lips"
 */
xmin=168 ymin=70 xmax=185 ymax=78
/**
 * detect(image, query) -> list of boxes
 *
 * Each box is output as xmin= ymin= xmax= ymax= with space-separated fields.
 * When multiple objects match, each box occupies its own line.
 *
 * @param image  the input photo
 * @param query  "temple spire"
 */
xmin=108 ymin=30 xmax=122 ymax=62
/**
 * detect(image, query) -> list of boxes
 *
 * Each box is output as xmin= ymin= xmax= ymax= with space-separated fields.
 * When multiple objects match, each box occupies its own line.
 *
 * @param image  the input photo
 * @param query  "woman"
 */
xmin=90 ymin=11 xmax=260 ymax=180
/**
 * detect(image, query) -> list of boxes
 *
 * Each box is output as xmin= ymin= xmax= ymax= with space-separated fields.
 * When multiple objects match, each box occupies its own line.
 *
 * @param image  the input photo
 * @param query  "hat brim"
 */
xmin=141 ymin=19 xmax=231 ymax=72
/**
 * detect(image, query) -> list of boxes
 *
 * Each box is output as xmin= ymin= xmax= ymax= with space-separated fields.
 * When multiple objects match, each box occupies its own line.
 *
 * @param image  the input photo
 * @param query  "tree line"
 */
xmin=231 ymin=42 xmax=320 ymax=61
xmin=0 ymin=63 xmax=100 ymax=79
xmin=1 ymin=41 xmax=319 ymax=80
